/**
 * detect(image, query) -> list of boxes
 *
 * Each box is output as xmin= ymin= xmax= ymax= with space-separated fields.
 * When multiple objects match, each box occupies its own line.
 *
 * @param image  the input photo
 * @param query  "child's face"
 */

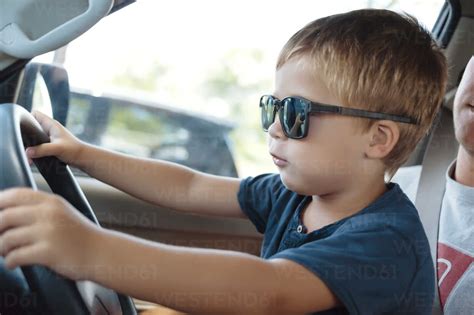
xmin=269 ymin=56 xmax=371 ymax=196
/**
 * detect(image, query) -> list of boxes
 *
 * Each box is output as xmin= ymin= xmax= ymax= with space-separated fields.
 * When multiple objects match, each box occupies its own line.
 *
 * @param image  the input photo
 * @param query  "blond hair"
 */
xmin=277 ymin=9 xmax=447 ymax=177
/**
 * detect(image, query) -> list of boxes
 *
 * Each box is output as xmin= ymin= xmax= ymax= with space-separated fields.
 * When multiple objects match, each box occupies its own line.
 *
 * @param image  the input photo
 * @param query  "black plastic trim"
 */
xmin=0 ymin=59 xmax=30 ymax=104
xmin=109 ymin=0 xmax=136 ymax=14
xmin=432 ymin=0 xmax=462 ymax=48
xmin=0 ymin=59 xmax=30 ymax=84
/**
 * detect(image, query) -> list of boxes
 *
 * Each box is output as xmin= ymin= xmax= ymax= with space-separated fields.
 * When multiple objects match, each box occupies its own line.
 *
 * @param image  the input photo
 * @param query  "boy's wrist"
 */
xmin=79 ymin=225 xmax=113 ymax=281
xmin=73 ymin=141 xmax=93 ymax=170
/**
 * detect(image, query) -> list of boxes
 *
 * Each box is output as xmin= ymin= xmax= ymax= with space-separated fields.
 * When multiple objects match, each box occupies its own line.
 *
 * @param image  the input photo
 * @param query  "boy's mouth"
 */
xmin=270 ymin=153 xmax=288 ymax=167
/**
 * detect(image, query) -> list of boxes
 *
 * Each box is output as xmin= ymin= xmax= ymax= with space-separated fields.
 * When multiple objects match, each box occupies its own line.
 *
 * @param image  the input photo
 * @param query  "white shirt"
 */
xmin=393 ymin=162 xmax=474 ymax=314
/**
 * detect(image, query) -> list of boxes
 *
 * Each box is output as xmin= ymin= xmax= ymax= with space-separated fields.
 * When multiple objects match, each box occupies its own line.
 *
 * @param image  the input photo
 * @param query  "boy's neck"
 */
xmin=302 ymin=177 xmax=388 ymax=232
xmin=454 ymin=146 xmax=474 ymax=187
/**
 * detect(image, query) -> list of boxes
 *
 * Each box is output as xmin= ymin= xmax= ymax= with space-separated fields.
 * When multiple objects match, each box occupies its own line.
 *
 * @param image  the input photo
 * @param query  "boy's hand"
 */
xmin=0 ymin=188 xmax=101 ymax=281
xmin=26 ymin=111 xmax=86 ymax=166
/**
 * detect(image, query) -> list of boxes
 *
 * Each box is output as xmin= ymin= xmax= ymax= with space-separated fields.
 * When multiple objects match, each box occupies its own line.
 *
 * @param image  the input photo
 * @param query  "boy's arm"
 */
xmin=75 ymin=145 xmax=244 ymax=218
xmin=85 ymin=229 xmax=340 ymax=314
xmin=27 ymin=111 xmax=244 ymax=218
xmin=0 ymin=189 xmax=340 ymax=314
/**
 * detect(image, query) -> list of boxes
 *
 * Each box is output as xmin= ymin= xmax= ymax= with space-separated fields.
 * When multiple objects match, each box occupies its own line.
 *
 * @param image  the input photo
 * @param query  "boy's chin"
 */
xmin=279 ymin=173 xmax=298 ymax=191
xmin=279 ymin=172 xmax=342 ymax=196
xmin=279 ymin=173 xmax=317 ymax=195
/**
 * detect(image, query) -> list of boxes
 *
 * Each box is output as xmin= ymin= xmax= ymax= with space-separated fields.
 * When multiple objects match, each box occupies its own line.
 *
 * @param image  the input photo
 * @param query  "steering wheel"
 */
xmin=0 ymin=104 xmax=137 ymax=314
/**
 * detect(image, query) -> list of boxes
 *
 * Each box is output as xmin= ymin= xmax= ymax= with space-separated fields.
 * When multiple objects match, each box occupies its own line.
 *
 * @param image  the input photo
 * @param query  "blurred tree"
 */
xmin=110 ymin=61 xmax=168 ymax=92
xmin=202 ymin=49 xmax=274 ymax=174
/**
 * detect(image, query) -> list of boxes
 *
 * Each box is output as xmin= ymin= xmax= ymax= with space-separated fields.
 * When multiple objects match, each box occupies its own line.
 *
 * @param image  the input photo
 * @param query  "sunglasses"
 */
xmin=260 ymin=95 xmax=418 ymax=139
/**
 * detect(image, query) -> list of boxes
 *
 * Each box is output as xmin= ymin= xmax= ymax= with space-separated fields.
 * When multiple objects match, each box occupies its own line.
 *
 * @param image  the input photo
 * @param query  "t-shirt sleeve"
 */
xmin=270 ymin=215 xmax=432 ymax=314
xmin=237 ymin=173 xmax=283 ymax=234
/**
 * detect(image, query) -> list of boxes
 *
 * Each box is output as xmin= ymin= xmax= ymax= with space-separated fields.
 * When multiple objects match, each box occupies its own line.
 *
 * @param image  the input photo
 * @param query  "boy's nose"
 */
xmin=268 ymin=115 xmax=286 ymax=139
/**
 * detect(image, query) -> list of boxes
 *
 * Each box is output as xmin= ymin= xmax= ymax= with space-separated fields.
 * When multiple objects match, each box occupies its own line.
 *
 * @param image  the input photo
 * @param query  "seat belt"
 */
xmin=415 ymin=106 xmax=458 ymax=314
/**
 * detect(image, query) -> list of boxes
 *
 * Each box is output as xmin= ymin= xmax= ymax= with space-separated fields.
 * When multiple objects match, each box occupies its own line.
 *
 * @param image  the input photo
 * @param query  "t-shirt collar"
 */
xmin=445 ymin=160 xmax=474 ymax=205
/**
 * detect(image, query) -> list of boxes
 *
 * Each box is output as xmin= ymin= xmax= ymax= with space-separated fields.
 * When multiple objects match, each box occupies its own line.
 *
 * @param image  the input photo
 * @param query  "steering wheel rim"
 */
xmin=0 ymin=103 xmax=136 ymax=315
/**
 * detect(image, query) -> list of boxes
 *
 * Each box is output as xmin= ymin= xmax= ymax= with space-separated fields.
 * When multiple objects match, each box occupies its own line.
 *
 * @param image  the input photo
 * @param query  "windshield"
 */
xmin=33 ymin=0 xmax=445 ymax=177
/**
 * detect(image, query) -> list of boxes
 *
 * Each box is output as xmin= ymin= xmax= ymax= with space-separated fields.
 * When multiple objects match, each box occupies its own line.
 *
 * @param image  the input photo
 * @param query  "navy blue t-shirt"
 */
xmin=237 ymin=174 xmax=434 ymax=315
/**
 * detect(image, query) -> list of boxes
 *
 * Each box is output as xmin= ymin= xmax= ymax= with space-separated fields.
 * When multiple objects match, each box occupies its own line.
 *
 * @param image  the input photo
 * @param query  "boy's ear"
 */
xmin=365 ymin=120 xmax=400 ymax=159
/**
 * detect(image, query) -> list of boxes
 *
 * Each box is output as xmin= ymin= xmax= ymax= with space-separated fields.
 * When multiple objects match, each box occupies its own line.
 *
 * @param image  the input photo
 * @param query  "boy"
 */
xmin=0 ymin=9 xmax=447 ymax=314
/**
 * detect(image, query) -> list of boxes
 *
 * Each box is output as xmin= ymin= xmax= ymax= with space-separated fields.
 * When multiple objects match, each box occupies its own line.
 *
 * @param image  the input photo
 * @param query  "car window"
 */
xmin=67 ymin=90 xmax=238 ymax=176
xmin=31 ymin=0 xmax=445 ymax=177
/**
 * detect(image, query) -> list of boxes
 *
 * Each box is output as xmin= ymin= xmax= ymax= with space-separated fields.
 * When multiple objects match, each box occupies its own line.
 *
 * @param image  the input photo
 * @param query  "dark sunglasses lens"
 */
xmin=260 ymin=95 xmax=275 ymax=130
xmin=282 ymin=98 xmax=307 ymax=138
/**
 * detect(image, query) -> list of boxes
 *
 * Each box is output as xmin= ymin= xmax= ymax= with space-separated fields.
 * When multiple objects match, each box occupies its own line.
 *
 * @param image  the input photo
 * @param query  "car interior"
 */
xmin=0 ymin=0 xmax=471 ymax=314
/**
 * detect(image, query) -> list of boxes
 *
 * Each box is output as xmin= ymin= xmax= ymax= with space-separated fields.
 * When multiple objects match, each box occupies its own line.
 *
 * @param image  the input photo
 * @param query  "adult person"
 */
xmin=394 ymin=56 xmax=474 ymax=314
